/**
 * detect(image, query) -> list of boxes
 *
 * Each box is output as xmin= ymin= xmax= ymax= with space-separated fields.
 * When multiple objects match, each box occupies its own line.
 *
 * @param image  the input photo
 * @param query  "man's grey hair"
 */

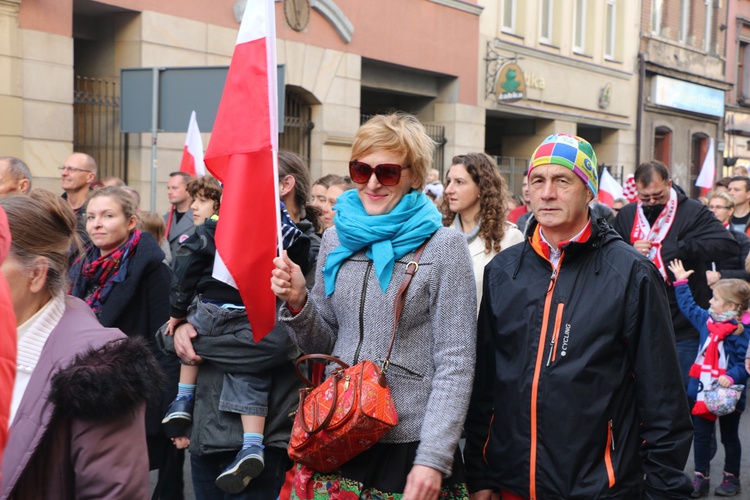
xmin=0 ymin=156 xmax=32 ymax=192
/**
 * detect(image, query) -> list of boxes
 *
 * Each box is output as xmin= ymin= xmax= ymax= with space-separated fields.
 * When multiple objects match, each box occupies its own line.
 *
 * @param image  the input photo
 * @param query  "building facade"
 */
xmin=725 ymin=0 xmax=750 ymax=174
xmin=640 ymin=0 xmax=729 ymax=197
xmin=479 ymin=0 xmax=641 ymax=192
xmin=1 ymin=0 xmax=485 ymax=212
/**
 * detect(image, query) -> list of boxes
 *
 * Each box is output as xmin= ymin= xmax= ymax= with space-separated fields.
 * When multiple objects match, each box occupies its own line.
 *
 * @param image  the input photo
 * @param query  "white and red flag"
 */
xmin=622 ymin=174 xmax=638 ymax=203
xmin=598 ymin=168 xmax=623 ymax=207
xmin=204 ymin=0 xmax=281 ymax=342
xmin=179 ymin=110 xmax=206 ymax=178
xmin=695 ymin=137 xmax=715 ymax=195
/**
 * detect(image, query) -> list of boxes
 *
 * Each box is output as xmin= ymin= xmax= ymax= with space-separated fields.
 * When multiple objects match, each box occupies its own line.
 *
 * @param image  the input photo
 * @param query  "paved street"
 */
xmin=685 ymin=415 xmax=750 ymax=498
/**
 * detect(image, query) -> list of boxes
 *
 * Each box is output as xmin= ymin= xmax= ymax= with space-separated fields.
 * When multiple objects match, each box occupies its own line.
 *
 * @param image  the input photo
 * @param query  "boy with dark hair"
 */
xmin=162 ymin=176 xmax=309 ymax=494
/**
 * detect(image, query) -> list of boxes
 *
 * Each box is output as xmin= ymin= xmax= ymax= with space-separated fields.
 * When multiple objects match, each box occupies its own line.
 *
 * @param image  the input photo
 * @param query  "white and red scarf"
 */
xmin=689 ymin=317 xmax=737 ymax=421
xmin=630 ymin=187 xmax=678 ymax=282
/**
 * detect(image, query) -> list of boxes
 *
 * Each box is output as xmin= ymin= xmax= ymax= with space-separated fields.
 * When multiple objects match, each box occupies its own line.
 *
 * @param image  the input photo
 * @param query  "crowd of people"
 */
xmin=2 ymin=115 xmax=750 ymax=499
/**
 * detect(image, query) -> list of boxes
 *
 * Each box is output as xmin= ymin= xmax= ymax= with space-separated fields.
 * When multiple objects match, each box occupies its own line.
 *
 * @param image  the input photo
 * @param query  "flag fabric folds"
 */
xmin=179 ymin=110 xmax=206 ymax=178
xmin=622 ymin=174 xmax=638 ymax=203
xmin=204 ymin=0 xmax=280 ymax=342
xmin=695 ymin=137 xmax=716 ymax=191
xmin=598 ymin=168 xmax=624 ymax=207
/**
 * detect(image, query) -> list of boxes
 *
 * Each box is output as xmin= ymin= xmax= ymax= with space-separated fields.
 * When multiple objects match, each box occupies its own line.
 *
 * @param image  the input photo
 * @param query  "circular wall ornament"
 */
xmin=284 ymin=0 xmax=310 ymax=31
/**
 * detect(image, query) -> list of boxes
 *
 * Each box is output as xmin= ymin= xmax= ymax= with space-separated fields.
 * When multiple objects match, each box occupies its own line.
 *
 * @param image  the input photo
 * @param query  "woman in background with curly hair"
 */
xmin=442 ymin=153 xmax=524 ymax=311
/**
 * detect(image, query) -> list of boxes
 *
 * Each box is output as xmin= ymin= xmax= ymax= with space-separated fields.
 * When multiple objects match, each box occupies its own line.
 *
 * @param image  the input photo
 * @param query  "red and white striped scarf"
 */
xmin=630 ymin=187 xmax=678 ymax=282
xmin=689 ymin=318 xmax=737 ymax=421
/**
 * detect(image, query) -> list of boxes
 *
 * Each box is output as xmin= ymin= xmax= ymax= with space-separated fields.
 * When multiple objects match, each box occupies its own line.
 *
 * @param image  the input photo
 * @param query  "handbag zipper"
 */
xmin=352 ymin=261 xmax=372 ymax=365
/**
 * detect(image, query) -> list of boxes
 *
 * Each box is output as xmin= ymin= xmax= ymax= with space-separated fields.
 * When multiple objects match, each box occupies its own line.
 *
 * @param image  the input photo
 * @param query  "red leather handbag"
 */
xmin=287 ymin=241 xmax=427 ymax=472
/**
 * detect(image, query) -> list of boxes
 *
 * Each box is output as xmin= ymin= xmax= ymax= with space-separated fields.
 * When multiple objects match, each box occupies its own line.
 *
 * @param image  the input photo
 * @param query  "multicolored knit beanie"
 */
xmin=529 ymin=134 xmax=598 ymax=197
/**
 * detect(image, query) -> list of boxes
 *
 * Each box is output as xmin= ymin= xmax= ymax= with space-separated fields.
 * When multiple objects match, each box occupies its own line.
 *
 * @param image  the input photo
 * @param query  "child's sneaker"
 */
xmin=691 ymin=472 xmax=710 ymax=498
xmin=214 ymin=445 xmax=264 ymax=494
xmin=715 ymin=472 xmax=741 ymax=497
xmin=161 ymin=395 xmax=194 ymax=425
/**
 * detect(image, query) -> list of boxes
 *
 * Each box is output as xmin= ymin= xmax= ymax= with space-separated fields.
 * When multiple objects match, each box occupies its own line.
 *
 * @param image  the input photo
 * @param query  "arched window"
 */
xmin=280 ymin=87 xmax=314 ymax=163
xmin=654 ymin=126 xmax=672 ymax=167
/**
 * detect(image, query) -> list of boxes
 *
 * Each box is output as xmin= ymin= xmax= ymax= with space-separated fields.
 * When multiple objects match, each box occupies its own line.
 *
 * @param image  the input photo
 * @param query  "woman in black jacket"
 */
xmin=68 ymin=186 xmax=180 ymax=499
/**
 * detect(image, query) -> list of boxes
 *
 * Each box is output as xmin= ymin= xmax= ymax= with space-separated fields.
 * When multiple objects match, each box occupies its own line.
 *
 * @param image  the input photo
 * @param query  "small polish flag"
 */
xmin=179 ymin=110 xmax=206 ymax=178
xmin=695 ymin=137 xmax=715 ymax=195
xmin=598 ymin=168 xmax=624 ymax=207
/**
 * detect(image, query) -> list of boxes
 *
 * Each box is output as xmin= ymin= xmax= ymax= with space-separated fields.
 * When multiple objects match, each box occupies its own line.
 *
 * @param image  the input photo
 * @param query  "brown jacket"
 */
xmin=1 ymin=297 xmax=162 ymax=499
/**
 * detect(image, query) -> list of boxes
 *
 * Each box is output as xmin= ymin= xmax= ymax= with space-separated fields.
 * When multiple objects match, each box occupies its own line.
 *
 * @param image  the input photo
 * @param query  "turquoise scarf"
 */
xmin=322 ymin=189 xmax=442 ymax=297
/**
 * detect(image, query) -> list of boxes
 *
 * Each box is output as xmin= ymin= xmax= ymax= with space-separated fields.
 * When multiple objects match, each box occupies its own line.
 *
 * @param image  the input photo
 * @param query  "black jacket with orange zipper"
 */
xmin=464 ymin=214 xmax=693 ymax=499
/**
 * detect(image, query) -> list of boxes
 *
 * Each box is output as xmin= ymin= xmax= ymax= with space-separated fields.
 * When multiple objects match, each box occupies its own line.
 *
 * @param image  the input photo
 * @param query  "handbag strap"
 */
xmin=382 ymin=238 xmax=429 ymax=373
xmin=294 ymin=237 xmax=430 ymax=386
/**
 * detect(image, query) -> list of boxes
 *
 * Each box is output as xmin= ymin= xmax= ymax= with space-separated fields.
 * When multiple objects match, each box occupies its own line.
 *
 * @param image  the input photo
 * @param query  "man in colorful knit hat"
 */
xmin=465 ymin=134 xmax=693 ymax=499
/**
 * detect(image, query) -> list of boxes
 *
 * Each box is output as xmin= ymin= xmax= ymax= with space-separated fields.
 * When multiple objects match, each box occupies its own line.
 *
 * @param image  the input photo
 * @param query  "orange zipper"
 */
xmin=482 ymin=414 xmax=494 ymax=464
xmin=605 ymin=420 xmax=616 ymax=488
xmin=530 ymin=258 xmax=562 ymax=500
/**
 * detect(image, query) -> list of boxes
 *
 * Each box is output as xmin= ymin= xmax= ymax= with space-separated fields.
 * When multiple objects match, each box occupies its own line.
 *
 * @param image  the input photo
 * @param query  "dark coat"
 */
xmin=465 ymin=216 xmax=693 ymax=499
xmin=1 ymin=297 xmax=162 ymax=500
xmin=156 ymin=313 xmax=301 ymax=455
xmin=164 ymin=208 xmax=195 ymax=259
xmin=69 ymin=232 xmax=176 ymax=464
xmin=715 ymin=229 xmax=750 ymax=281
xmin=614 ymin=192 xmax=739 ymax=341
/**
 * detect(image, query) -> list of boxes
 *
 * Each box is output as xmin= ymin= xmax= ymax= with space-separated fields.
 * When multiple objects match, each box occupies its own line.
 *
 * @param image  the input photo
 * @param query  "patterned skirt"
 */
xmin=290 ymin=442 xmax=468 ymax=499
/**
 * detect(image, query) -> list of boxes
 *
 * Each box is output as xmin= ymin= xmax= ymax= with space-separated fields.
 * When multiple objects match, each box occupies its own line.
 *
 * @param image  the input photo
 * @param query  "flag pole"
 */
xmin=272 ymin=150 xmax=283 ymax=257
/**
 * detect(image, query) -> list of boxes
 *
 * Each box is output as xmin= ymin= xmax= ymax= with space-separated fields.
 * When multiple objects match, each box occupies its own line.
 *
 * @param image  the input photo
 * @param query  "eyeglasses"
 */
xmin=58 ymin=165 xmax=92 ymax=174
xmin=708 ymin=205 xmax=732 ymax=210
xmin=349 ymin=160 xmax=411 ymax=186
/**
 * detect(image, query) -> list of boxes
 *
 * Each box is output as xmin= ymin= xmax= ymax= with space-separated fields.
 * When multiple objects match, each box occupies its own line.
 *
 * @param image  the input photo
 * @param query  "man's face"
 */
xmin=727 ymin=180 xmax=750 ymax=207
xmin=167 ymin=176 xmax=190 ymax=206
xmin=0 ymin=160 xmax=22 ymax=196
xmin=636 ymin=176 xmax=671 ymax=206
xmin=60 ymin=154 xmax=95 ymax=193
xmin=529 ymin=164 xmax=592 ymax=239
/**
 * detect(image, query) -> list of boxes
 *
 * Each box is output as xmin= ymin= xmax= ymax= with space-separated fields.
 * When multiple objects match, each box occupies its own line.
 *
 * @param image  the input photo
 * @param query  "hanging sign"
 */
xmin=496 ymin=62 xmax=526 ymax=103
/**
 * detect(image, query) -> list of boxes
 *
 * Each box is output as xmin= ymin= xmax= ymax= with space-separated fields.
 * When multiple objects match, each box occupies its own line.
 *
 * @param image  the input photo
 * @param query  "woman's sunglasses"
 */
xmin=349 ymin=160 xmax=411 ymax=186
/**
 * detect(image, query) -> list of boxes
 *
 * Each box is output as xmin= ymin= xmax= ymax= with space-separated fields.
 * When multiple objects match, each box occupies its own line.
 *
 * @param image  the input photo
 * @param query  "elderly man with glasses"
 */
xmin=60 ymin=152 xmax=97 ymax=245
xmin=705 ymin=190 xmax=750 ymax=286
xmin=613 ymin=160 xmax=738 ymax=388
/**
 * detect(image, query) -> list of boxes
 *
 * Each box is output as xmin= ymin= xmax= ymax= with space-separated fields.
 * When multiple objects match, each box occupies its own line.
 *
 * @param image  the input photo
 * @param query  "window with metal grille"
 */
xmin=280 ymin=89 xmax=314 ymax=163
xmin=73 ymin=76 xmax=126 ymax=181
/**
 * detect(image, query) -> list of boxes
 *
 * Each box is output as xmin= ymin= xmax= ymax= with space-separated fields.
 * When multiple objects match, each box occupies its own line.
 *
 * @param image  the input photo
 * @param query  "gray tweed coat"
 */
xmin=278 ymin=226 xmax=477 ymax=476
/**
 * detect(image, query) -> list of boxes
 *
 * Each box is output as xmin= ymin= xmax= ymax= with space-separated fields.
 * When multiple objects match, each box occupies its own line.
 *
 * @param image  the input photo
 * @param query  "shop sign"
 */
xmin=652 ymin=75 xmax=724 ymax=117
xmin=496 ymin=62 xmax=526 ymax=103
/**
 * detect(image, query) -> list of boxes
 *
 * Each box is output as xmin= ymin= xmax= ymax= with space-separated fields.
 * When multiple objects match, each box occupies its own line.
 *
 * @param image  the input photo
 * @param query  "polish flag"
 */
xmin=598 ymin=168 xmax=623 ymax=207
xmin=204 ymin=0 xmax=281 ymax=342
xmin=695 ymin=137 xmax=715 ymax=195
xmin=179 ymin=110 xmax=206 ymax=178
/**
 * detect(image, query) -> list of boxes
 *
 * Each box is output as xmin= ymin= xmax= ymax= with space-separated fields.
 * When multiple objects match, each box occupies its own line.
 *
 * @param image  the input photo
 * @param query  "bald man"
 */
xmin=0 ymin=157 xmax=32 ymax=196
xmin=60 ymin=152 xmax=97 ymax=245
